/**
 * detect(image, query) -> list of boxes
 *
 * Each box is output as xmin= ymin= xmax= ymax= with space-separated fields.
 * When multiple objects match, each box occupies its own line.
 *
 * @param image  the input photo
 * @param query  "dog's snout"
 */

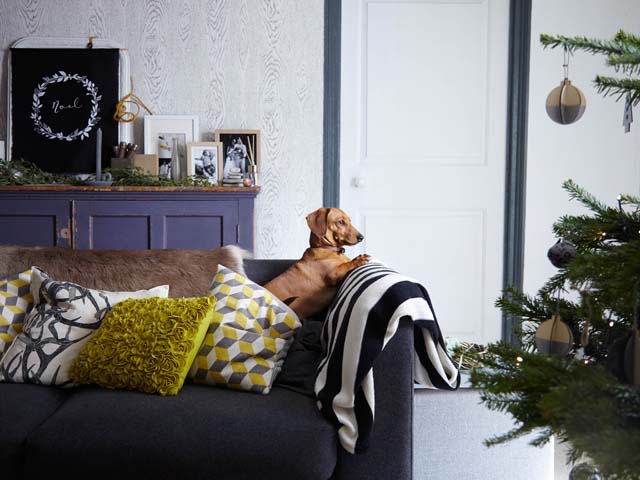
xmin=356 ymin=234 xmax=364 ymax=243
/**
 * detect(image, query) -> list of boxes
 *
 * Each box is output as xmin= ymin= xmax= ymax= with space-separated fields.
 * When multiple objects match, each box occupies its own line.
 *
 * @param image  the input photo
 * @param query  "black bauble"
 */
xmin=547 ymin=238 xmax=577 ymax=268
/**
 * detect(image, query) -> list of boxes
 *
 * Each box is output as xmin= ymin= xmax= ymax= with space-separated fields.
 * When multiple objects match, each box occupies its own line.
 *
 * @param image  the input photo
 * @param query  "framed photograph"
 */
xmin=214 ymin=129 xmax=260 ymax=184
xmin=187 ymin=142 xmax=222 ymax=185
xmin=144 ymin=115 xmax=199 ymax=177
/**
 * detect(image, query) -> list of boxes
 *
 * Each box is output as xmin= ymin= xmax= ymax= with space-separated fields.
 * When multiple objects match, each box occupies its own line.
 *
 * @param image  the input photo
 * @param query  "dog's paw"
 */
xmin=353 ymin=254 xmax=371 ymax=267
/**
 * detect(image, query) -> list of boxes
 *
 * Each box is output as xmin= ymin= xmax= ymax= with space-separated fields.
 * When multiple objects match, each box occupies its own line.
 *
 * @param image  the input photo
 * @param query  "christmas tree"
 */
xmin=466 ymin=30 xmax=640 ymax=478
xmin=468 ymin=180 xmax=640 ymax=479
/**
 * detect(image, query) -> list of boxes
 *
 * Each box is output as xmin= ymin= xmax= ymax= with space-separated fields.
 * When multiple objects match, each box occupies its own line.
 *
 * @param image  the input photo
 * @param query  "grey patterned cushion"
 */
xmin=0 ymin=267 xmax=169 ymax=387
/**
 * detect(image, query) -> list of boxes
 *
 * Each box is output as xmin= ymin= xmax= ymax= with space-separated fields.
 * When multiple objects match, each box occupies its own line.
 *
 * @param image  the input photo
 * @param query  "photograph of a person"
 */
xmin=214 ymin=129 xmax=260 ymax=185
xmin=187 ymin=142 xmax=222 ymax=184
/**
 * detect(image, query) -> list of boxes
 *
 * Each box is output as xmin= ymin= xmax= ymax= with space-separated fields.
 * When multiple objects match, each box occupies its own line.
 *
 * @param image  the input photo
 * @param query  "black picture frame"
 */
xmin=9 ymin=48 xmax=120 ymax=174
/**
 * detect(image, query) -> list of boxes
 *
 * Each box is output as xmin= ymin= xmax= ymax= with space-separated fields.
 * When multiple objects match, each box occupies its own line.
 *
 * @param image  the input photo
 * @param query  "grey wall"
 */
xmin=0 ymin=0 xmax=324 ymax=258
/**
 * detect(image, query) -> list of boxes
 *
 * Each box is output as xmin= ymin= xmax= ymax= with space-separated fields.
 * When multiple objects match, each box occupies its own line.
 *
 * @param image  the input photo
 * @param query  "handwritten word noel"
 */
xmin=52 ymin=97 xmax=82 ymax=114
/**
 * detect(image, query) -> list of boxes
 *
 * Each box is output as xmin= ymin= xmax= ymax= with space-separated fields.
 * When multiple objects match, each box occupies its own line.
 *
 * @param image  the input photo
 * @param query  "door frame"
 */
xmin=322 ymin=0 xmax=532 ymax=342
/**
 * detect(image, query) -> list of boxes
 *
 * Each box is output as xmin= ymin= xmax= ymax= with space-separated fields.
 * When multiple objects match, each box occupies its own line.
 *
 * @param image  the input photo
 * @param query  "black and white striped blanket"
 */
xmin=314 ymin=262 xmax=460 ymax=454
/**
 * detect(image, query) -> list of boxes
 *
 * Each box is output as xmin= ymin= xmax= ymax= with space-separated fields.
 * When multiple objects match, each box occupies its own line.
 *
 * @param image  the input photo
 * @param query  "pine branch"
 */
xmin=562 ymin=179 xmax=609 ymax=214
xmin=614 ymin=30 xmax=640 ymax=50
xmin=607 ymin=53 xmax=640 ymax=75
xmin=594 ymin=75 xmax=640 ymax=105
xmin=540 ymin=33 xmax=629 ymax=56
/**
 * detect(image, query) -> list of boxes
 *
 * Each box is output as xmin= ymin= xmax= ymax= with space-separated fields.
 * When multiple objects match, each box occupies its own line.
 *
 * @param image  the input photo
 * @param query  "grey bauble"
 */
xmin=548 ymin=238 xmax=577 ymax=268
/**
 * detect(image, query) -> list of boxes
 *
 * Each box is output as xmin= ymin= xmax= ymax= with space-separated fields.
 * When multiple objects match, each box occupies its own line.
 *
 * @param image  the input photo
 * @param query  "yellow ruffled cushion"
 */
xmin=71 ymin=297 xmax=215 ymax=396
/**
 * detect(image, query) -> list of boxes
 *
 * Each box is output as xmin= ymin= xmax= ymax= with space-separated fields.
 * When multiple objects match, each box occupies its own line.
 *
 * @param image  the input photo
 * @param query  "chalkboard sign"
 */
xmin=10 ymin=48 xmax=119 ymax=173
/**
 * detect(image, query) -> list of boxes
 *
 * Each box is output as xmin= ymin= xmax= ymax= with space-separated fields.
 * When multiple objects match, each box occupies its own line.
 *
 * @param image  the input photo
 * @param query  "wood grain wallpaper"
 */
xmin=0 ymin=0 xmax=324 ymax=258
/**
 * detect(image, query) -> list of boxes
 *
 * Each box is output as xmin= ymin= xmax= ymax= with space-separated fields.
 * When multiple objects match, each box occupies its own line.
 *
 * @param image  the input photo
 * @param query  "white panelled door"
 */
xmin=340 ymin=0 xmax=509 ymax=343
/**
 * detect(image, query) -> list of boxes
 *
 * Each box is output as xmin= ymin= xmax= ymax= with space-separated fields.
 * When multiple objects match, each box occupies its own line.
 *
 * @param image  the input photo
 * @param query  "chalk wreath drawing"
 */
xmin=30 ymin=71 xmax=101 ymax=141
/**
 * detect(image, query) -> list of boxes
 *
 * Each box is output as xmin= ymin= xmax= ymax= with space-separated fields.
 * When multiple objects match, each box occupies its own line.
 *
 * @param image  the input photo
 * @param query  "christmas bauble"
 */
xmin=547 ymin=238 xmax=577 ymax=268
xmin=546 ymin=79 xmax=587 ymax=125
xmin=569 ymin=462 xmax=601 ymax=480
xmin=535 ymin=314 xmax=574 ymax=355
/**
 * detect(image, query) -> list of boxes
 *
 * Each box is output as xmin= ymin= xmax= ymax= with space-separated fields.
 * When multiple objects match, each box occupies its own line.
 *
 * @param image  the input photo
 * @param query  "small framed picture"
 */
xmin=214 ymin=129 xmax=260 ymax=184
xmin=144 ymin=115 xmax=199 ymax=177
xmin=187 ymin=142 xmax=222 ymax=185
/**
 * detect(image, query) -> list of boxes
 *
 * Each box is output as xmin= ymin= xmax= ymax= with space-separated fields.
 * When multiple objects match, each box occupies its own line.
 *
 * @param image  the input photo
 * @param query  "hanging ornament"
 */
xmin=569 ymin=462 xmax=602 ymax=480
xmin=607 ymin=290 xmax=640 ymax=385
xmin=623 ymin=326 xmax=640 ymax=386
xmin=546 ymin=46 xmax=587 ymax=125
xmin=579 ymin=291 xmax=593 ymax=348
xmin=535 ymin=313 xmax=574 ymax=355
xmin=547 ymin=238 xmax=577 ymax=268
xmin=623 ymin=92 xmax=634 ymax=133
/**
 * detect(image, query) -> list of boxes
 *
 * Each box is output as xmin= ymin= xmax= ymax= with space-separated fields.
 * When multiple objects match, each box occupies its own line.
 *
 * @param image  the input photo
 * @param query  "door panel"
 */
xmin=0 ymin=199 xmax=71 ymax=247
xmin=341 ymin=0 xmax=508 ymax=343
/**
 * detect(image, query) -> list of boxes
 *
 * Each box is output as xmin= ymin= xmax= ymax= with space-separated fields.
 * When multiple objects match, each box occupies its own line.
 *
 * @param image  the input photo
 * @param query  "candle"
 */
xmin=95 ymin=128 xmax=102 ymax=180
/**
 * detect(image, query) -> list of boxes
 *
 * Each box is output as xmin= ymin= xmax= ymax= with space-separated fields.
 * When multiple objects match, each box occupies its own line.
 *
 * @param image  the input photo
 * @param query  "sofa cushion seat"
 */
xmin=0 ymin=383 xmax=69 ymax=477
xmin=22 ymin=384 xmax=338 ymax=480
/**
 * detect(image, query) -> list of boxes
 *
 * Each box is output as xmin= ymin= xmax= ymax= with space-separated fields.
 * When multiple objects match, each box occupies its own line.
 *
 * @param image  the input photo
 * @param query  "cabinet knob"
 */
xmin=352 ymin=177 xmax=366 ymax=189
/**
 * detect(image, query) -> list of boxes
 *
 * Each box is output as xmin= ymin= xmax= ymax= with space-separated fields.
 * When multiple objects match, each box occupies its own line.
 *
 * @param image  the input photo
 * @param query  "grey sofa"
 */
xmin=0 ymin=257 xmax=413 ymax=480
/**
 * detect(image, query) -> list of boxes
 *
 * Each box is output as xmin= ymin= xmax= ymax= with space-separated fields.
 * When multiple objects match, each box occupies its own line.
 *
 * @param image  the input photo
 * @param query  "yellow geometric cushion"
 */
xmin=71 ymin=297 xmax=214 ymax=396
xmin=0 ymin=269 xmax=33 ymax=359
xmin=188 ymin=265 xmax=301 ymax=394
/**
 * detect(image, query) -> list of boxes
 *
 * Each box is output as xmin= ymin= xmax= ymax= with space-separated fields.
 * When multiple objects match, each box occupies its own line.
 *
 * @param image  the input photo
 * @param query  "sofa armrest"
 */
xmin=332 ymin=317 xmax=414 ymax=480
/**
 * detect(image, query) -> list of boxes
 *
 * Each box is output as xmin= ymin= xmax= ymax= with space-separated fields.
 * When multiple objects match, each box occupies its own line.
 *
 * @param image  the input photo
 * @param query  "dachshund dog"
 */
xmin=264 ymin=207 xmax=370 ymax=318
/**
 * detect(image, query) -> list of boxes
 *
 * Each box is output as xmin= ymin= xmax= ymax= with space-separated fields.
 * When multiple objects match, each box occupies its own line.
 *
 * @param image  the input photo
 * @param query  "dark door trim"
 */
xmin=322 ymin=0 xmax=532 ymax=344
xmin=502 ymin=0 xmax=532 ymax=343
xmin=323 ymin=0 xmax=341 ymax=207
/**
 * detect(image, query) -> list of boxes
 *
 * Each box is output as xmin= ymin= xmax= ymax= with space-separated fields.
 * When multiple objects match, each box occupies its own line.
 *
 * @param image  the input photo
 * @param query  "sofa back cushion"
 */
xmin=0 ymin=245 xmax=245 ymax=298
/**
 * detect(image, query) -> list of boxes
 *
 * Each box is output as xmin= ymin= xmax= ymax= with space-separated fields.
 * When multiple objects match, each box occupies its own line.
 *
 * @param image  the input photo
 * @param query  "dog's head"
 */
xmin=306 ymin=207 xmax=364 ymax=247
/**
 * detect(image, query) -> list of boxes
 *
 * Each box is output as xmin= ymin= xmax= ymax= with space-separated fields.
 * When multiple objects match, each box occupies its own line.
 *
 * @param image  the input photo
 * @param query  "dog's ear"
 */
xmin=306 ymin=208 xmax=329 ymax=237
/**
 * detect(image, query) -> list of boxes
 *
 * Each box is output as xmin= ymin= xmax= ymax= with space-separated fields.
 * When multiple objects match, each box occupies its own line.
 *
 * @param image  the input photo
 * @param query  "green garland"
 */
xmin=0 ymin=160 xmax=217 ymax=187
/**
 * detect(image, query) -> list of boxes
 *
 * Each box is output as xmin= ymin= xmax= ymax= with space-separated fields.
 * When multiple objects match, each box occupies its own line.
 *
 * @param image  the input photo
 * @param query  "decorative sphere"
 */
xmin=535 ymin=314 xmax=574 ymax=355
xmin=547 ymin=238 xmax=577 ymax=268
xmin=546 ymin=79 xmax=587 ymax=124
xmin=569 ymin=463 xmax=601 ymax=480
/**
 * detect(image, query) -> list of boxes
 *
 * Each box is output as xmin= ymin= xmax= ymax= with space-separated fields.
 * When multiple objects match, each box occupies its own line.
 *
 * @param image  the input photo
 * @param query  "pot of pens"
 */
xmin=110 ymin=142 xmax=138 ymax=170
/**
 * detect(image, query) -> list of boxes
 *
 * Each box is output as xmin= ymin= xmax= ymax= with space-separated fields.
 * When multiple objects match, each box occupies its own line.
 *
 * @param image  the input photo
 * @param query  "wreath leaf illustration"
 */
xmin=31 ymin=72 xmax=101 ymax=142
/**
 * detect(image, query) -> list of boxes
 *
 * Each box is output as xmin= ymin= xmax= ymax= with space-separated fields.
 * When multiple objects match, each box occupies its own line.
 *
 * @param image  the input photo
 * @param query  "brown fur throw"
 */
xmin=0 ymin=246 xmax=246 ymax=298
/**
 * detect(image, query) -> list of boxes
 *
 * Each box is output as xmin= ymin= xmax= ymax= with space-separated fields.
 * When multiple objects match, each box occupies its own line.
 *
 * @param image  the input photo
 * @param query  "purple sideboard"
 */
xmin=0 ymin=186 xmax=259 ymax=252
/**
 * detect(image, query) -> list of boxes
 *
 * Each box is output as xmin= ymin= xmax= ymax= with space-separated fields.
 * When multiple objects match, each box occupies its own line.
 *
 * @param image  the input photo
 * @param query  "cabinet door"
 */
xmin=0 ymin=199 xmax=71 ymax=247
xmin=73 ymin=200 xmax=239 ymax=250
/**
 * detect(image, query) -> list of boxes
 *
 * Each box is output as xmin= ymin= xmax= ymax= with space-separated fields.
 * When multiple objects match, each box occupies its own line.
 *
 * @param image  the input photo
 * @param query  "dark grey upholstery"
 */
xmin=23 ymin=384 xmax=337 ymax=480
xmin=0 ymin=259 xmax=414 ymax=479
xmin=0 ymin=384 xmax=69 ymax=477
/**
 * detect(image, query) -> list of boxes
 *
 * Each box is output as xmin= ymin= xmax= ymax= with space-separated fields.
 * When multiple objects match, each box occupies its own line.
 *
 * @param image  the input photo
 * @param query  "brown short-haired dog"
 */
xmin=264 ymin=207 xmax=370 ymax=318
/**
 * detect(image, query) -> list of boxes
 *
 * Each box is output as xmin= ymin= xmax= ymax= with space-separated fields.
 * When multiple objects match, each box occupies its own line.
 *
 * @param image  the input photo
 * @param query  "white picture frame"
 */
xmin=187 ymin=141 xmax=222 ymax=185
xmin=144 ymin=115 xmax=199 ymax=178
xmin=6 ymin=36 xmax=132 ymax=159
